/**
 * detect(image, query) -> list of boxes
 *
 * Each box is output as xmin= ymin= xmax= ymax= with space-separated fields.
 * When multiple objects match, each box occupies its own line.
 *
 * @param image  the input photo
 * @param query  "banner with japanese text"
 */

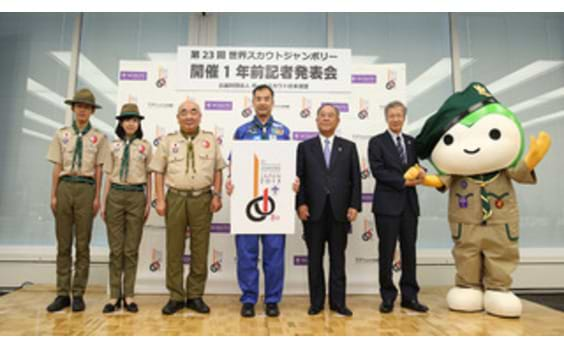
xmin=176 ymin=46 xmax=351 ymax=92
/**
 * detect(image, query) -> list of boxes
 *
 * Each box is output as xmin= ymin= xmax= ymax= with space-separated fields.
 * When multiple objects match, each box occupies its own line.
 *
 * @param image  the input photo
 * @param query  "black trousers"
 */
xmin=304 ymin=197 xmax=348 ymax=310
xmin=374 ymin=202 xmax=420 ymax=303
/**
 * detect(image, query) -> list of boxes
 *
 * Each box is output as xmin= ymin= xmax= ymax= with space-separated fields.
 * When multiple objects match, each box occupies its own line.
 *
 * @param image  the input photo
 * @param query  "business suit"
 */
xmin=368 ymin=131 xmax=421 ymax=304
xmin=296 ymin=135 xmax=362 ymax=311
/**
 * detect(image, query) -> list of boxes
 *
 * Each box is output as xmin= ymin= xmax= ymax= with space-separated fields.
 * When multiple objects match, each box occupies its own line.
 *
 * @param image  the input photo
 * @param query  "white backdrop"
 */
xmin=116 ymin=50 xmax=406 ymax=295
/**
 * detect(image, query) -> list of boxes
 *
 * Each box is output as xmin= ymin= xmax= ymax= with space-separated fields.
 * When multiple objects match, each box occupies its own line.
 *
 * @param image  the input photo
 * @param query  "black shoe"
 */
xmin=161 ymin=300 xmax=185 ymax=315
xmin=379 ymin=300 xmax=394 ymax=313
xmin=265 ymin=303 xmax=280 ymax=317
xmin=72 ymin=296 xmax=85 ymax=312
xmin=123 ymin=298 xmax=139 ymax=313
xmin=102 ymin=298 xmax=122 ymax=314
xmin=186 ymin=298 xmax=210 ymax=314
xmin=400 ymin=299 xmax=429 ymax=313
xmin=331 ymin=306 xmax=353 ymax=317
xmin=46 ymin=295 xmax=71 ymax=312
xmin=308 ymin=306 xmax=324 ymax=315
xmin=241 ymin=303 xmax=255 ymax=318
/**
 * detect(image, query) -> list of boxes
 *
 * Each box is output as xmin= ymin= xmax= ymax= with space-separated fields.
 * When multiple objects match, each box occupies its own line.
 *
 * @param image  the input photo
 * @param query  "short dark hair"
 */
xmin=385 ymin=101 xmax=407 ymax=118
xmin=317 ymin=103 xmax=340 ymax=117
xmin=252 ymin=84 xmax=274 ymax=98
xmin=71 ymin=103 xmax=96 ymax=113
xmin=115 ymin=118 xmax=143 ymax=140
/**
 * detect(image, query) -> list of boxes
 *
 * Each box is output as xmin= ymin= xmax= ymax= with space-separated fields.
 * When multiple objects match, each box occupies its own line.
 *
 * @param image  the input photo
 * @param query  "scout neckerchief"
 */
xmin=469 ymin=171 xmax=500 ymax=223
xmin=181 ymin=127 xmax=199 ymax=173
xmin=119 ymin=134 xmax=139 ymax=182
xmin=71 ymin=120 xmax=92 ymax=172
xmin=253 ymin=115 xmax=273 ymax=140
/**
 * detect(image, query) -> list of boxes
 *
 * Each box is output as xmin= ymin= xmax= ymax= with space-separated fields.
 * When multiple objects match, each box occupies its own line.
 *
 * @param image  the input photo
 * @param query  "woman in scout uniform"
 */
xmin=405 ymin=82 xmax=551 ymax=318
xmin=46 ymin=89 xmax=109 ymax=313
xmin=101 ymin=103 xmax=152 ymax=313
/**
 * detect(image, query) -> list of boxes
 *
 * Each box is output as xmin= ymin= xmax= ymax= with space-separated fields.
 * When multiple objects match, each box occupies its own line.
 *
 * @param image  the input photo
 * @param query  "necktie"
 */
xmin=323 ymin=138 xmax=331 ymax=168
xmin=71 ymin=120 xmax=92 ymax=172
xmin=396 ymin=135 xmax=407 ymax=165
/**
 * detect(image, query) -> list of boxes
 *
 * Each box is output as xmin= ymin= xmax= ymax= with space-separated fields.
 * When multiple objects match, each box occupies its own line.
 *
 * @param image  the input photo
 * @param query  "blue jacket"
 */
xmin=234 ymin=115 xmax=291 ymax=141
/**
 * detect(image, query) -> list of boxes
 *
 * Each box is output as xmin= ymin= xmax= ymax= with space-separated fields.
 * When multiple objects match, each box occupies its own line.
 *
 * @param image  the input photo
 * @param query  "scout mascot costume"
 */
xmin=405 ymin=82 xmax=551 ymax=318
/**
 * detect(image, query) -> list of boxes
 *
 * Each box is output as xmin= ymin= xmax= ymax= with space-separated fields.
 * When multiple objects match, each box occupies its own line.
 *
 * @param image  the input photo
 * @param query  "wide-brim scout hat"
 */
xmin=64 ymin=88 xmax=102 ymax=109
xmin=116 ymin=103 xmax=145 ymax=120
xmin=415 ymin=82 xmax=500 ymax=160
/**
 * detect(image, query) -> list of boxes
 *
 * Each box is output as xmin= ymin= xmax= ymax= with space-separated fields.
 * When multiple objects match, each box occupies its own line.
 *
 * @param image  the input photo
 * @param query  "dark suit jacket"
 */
xmin=368 ymin=131 xmax=420 ymax=217
xmin=296 ymin=136 xmax=362 ymax=223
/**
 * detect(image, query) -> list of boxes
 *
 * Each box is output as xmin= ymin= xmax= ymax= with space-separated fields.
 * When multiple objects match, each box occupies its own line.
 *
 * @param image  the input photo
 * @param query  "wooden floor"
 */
xmin=0 ymin=285 xmax=563 ymax=335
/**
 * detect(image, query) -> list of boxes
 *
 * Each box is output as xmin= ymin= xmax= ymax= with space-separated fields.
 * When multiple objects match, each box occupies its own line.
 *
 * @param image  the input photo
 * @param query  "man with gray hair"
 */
xmin=296 ymin=103 xmax=362 ymax=316
xmin=368 ymin=100 xmax=428 ymax=314
xmin=150 ymin=99 xmax=226 ymax=315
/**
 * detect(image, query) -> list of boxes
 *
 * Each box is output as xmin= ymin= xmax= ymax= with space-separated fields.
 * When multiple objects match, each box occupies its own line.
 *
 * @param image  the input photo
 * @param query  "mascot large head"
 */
xmin=415 ymin=82 xmax=525 ymax=176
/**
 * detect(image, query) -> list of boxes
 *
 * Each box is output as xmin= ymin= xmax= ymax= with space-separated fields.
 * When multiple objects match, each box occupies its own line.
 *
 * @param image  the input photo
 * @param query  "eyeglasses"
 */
xmin=178 ymin=108 xmax=200 ymax=116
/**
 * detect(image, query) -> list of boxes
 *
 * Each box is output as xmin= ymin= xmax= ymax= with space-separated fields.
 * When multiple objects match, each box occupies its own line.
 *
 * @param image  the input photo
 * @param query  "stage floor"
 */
xmin=0 ymin=285 xmax=563 ymax=336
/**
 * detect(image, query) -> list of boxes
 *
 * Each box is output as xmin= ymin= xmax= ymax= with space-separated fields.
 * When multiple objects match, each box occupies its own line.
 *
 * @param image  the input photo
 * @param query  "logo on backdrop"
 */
xmin=361 ymin=219 xmax=376 ymax=242
xmin=127 ymin=95 xmax=138 ymax=104
xmin=361 ymin=157 xmax=370 ymax=179
xmin=245 ymin=154 xmax=279 ymax=222
xmin=182 ymin=254 xmax=192 ymax=265
xmin=241 ymin=96 xmax=253 ymax=118
xmin=386 ymin=69 xmax=397 ymax=90
xmin=293 ymin=255 xmax=308 ymax=266
xmin=214 ymin=126 xmax=224 ymax=146
xmin=120 ymin=71 xmax=147 ymax=81
xmin=210 ymin=249 xmax=223 ymax=273
xmin=153 ymin=125 xmax=167 ymax=146
xmin=149 ymin=248 xmax=163 ymax=272
xmin=300 ymin=97 xmax=312 ymax=118
xmin=155 ymin=65 xmax=168 ymax=88
xmin=358 ymin=98 xmax=369 ymax=119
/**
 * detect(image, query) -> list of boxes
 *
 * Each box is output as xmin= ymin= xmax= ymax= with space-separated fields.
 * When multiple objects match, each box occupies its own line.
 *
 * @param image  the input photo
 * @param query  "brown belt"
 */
xmin=168 ymin=187 xmax=211 ymax=197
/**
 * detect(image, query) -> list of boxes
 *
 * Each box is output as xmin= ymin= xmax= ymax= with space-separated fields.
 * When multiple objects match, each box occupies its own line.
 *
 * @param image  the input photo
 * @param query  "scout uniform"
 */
xmin=438 ymin=162 xmax=535 ymax=290
xmin=46 ymin=89 xmax=108 ymax=300
xmin=149 ymin=128 xmax=226 ymax=302
xmin=103 ymin=104 xmax=152 ymax=303
xmin=232 ymin=115 xmax=290 ymax=306
xmin=414 ymin=83 xmax=538 ymax=292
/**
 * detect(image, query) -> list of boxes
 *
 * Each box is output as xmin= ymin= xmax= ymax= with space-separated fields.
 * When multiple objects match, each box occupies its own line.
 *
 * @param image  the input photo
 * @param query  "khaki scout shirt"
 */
xmin=149 ymin=130 xmax=226 ymax=190
xmin=47 ymin=126 xmax=109 ymax=178
xmin=104 ymin=138 xmax=153 ymax=185
xmin=439 ymin=160 xmax=537 ymax=225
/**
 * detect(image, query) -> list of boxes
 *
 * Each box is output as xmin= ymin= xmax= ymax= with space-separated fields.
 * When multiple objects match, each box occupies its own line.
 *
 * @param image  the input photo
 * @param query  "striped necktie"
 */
xmin=396 ymin=136 xmax=407 ymax=165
